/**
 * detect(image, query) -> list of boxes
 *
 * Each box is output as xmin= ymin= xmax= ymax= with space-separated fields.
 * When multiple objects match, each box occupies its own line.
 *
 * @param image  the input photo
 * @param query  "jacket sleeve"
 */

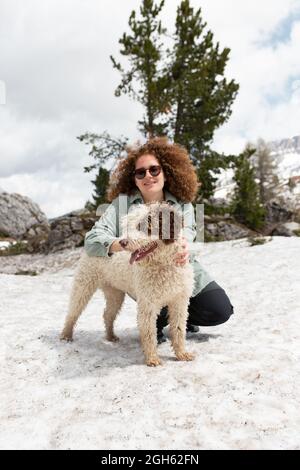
xmin=84 ymin=199 xmax=120 ymax=257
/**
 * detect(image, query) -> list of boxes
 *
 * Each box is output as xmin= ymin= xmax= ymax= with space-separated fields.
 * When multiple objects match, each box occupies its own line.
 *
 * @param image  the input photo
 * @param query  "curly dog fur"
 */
xmin=60 ymin=202 xmax=195 ymax=366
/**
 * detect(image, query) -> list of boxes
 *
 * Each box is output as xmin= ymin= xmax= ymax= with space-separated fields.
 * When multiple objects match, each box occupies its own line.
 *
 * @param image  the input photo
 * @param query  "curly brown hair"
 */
xmin=107 ymin=136 xmax=200 ymax=203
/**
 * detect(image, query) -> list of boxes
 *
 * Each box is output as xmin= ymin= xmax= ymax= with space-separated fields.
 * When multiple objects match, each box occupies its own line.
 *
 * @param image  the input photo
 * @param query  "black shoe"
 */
xmin=186 ymin=323 xmax=200 ymax=333
xmin=157 ymin=329 xmax=167 ymax=344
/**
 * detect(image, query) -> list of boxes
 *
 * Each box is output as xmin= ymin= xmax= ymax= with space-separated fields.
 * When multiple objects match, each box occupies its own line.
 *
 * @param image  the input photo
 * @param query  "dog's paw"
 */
xmin=106 ymin=334 xmax=120 ymax=343
xmin=176 ymin=351 xmax=195 ymax=362
xmin=146 ymin=357 xmax=163 ymax=367
xmin=60 ymin=332 xmax=73 ymax=342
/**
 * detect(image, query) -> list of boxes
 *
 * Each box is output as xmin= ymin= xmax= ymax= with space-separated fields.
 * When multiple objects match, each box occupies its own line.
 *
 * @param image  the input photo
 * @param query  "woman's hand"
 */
xmin=109 ymin=240 xmax=125 ymax=254
xmin=174 ymin=237 xmax=190 ymax=266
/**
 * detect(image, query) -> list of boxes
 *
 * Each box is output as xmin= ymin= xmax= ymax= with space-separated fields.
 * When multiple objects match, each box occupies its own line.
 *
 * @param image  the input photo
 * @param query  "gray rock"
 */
xmin=272 ymin=225 xmax=294 ymax=237
xmin=43 ymin=209 xmax=97 ymax=253
xmin=205 ymin=220 xmax=253 ymax=240
xmin=265 ymin=200 xmax=294 ymax=223
xmin=271 ymin=222 xmax=300 ymax=237
xmin=0 ymin=192 xmax=49 ymax=239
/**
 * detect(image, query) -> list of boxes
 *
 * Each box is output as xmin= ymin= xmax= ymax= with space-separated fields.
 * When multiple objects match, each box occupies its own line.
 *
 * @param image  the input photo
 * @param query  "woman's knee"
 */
xmin=188 ymin=288 xmax=234 ymax=326
xmin=214 ymin=301 xmax=234 ymax=324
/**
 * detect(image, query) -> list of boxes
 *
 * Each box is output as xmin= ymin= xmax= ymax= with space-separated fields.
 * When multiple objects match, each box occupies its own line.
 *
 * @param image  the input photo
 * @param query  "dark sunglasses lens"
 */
xmin=134 ymin=169 xmax=146 ymax=179
xmin=149 ymin=166 xmax=161 ymax=176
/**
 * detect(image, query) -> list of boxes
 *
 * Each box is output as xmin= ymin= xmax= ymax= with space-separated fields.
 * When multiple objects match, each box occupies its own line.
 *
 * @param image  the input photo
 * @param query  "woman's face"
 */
xmin=134 ymin=154 xmax=166 ymax=201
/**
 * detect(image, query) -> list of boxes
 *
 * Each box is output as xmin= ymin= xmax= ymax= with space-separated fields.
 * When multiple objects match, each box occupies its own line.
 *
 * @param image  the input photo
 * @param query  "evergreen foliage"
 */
xmin=249 ymin=138 xmax=279 ymax=204
xmin=231 ymin=146 xmax=266 ymax=230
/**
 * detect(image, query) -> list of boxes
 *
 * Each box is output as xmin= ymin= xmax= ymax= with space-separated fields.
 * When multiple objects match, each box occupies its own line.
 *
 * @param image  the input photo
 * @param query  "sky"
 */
xmin=0 ymin=0 xmax=300 ymax=217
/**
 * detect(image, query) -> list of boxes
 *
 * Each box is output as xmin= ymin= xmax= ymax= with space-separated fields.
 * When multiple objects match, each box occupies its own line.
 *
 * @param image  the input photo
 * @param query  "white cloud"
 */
xmin=0 ymin=168 xmax=93 ymax=218
xmin=205 ymin=0 xmax=300 ymax=153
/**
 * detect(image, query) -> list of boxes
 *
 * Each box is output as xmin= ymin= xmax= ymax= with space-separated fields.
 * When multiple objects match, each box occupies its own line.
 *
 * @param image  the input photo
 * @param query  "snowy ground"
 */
xmin=0 ymin=237 xmax=300 ymax=450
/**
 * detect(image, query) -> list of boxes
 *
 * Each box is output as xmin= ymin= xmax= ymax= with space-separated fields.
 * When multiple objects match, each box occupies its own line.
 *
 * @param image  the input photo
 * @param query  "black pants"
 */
xmin=157 ymin=281 xmax=234 ymax=331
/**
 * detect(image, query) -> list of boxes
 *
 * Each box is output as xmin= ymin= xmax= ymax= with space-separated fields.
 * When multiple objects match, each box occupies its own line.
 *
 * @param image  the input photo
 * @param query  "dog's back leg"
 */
xmin=60 ymin=272 xmax=98 ymax=342
xmin=102 ymin=286 xmax=125 ymax=342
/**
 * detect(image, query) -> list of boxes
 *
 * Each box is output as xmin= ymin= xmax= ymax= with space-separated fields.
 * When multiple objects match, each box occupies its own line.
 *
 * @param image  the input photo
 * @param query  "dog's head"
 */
xmin=120 ymin=202 xmax=184 ymax=265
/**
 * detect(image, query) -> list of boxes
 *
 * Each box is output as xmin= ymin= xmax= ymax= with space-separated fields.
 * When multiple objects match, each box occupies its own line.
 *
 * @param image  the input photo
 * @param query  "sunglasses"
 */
xmin=134 ymin=165 xmax=162 ymax=180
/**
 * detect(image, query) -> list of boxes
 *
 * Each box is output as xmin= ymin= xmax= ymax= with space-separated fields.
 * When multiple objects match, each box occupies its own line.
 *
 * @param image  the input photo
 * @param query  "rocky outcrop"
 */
xmin=260 ymin=199 xmax=299 ymax=236
xmin=0 ymin=192 xmax=98 ymax=254
xmin=272 ymin=221 xmax=300 ymax=237
xmin=204 ymin=197 xmax=300 ymax=240
xmin=264 ymin=200 xmax=294 ymax=224
xmin=42 ymin=209 xmax=98 ymax=253
xmin=204 ymin=214 xmax=255 ymax=241
xmin=0 ymin=192 xmax=50 ymax=251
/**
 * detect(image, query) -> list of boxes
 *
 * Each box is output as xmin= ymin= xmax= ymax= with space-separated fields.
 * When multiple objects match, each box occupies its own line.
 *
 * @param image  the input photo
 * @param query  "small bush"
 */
xmin=204 ymin=202 xmax=231 ymax=216
xmin=204 ymin=232 xmax=225 ymax=243
xmin=15 ymin=270 xmax=38 ymax=276
xmin=247 ymin=236 xmax=269 ymax=246
xmin=0 ymin=241 xmax=28 ymax=256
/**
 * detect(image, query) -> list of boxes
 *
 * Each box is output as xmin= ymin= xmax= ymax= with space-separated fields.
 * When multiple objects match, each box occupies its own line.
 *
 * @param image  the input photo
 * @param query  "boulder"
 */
xmin=271 ymin=221 xmax=300 ymax=237
xmin=0 ymin=192 xmax=50 ymax=247
xmin=43 ymin=209 xmax=98 ymax=253
xmin=205 ymin=220 xmax=254 ymax=241
xmin=265 ymin=199 xmax=294 ymax=223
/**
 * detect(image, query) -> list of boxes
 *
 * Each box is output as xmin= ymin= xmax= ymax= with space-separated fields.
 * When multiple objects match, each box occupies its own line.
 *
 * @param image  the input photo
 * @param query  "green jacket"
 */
xmin=84 ymin=189 xmax=213 ymax=297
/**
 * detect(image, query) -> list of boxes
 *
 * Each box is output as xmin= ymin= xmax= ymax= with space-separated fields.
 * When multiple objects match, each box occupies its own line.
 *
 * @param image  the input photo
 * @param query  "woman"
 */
xmin=85 ymin=137 xmax=234 ymax=343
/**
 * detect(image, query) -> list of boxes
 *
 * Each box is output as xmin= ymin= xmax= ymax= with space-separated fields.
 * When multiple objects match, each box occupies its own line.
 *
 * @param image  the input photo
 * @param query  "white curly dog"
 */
xmin=60 ymin=202 xmax=195 ymax=366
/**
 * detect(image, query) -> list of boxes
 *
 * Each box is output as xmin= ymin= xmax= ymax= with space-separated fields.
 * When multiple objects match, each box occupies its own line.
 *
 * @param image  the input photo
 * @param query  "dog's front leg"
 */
xmin=168 ymin=299 xmax=195 ymax=362
xmin=137 ymin=302 xmax=162 ymax=367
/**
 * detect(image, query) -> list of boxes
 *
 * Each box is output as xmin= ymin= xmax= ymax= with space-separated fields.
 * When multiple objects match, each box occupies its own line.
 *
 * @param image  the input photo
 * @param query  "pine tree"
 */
xmin=231 ymin=146 xmax=266 ymax=230
xmin=167 ymin=1 xmax=239 ymax=150
xmin=90 ymin=167 xmax=110 ymax=208
xmin=167 ymin=1 xmax=239 ymax=199
xmin=249 ymin=138 xmax=279 ymax=204
xmin=110 ymin=0 xmax=168 ymax=137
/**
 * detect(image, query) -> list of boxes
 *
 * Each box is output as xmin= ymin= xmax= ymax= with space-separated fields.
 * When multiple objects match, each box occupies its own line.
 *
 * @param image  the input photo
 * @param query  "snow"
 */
xmin=276 ymin=152 xmax=300 ymax=180
xmin=0 ymin=241 xmax=11 ymax=250
xmin=1 ymin=237 xmax=300 ymax=450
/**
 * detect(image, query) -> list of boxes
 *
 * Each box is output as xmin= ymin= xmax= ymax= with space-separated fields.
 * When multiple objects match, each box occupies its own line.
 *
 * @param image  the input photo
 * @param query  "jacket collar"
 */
xmin=128 ymin=189 xmax=178 ymax=205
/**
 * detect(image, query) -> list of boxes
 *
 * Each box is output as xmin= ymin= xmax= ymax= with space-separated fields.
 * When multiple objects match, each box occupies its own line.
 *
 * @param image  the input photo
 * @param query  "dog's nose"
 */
xmin=119 ymin=239 xmax=129 ymax=248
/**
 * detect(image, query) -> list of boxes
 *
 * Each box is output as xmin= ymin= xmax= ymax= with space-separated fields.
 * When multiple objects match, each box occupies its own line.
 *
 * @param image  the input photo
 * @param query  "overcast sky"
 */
xmin=1 ymin=0 xmax=300 ymax=217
